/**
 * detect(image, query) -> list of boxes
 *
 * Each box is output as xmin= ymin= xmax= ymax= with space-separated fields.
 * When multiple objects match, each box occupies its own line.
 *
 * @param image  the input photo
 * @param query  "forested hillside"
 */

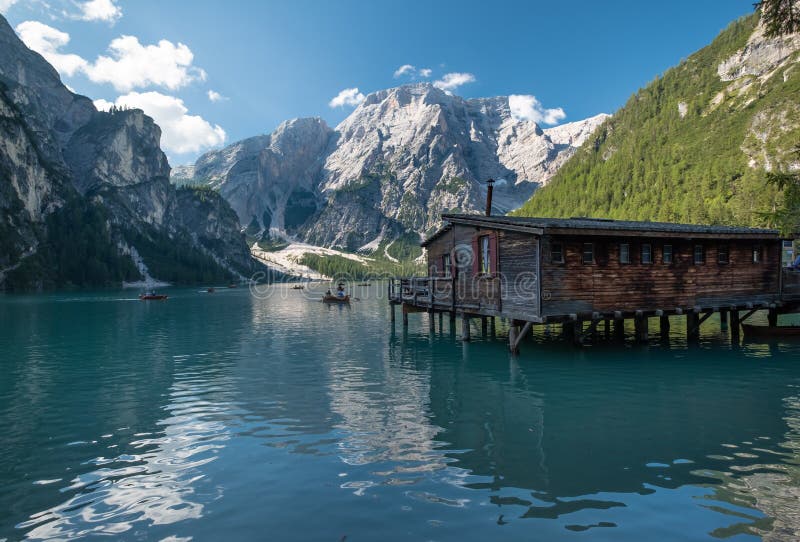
xmin=514 ymin=14 xmax=800 ymax=232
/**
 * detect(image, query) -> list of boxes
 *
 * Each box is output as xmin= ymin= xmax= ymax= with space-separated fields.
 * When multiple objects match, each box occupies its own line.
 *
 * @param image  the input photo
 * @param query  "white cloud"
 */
xmin=508 ymin=94 xmax=566 ymax=125
xmin=328 ymin=87 xmax=365 ymax=108
xmin=0 ymin=0 xmax=19 ymax=14
xmin=207 ymin=89 xmax=227 ymax=102
xmin=433 ymin=72 xmax=475 ymax=92
xmin=94 ymin=91 xmax=226 ymax=155
xmin=393 ymin=64 xmax=433 ymax=79
xmin=15 ymin=21 xmax=207 ymax=92
xmin=15 ymin=20 xmax=88 ymax=76
xmin=393 ymin=64 xmax=415 ymax=78
xmin=74 ymin=0 xmax=121 ymax=23
xmin=85 ymin=35 xmax=206 ymax=92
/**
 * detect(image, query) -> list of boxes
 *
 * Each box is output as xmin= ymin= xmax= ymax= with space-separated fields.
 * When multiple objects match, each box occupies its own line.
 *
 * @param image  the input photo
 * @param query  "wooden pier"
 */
xmin=389 ymin=214 xmax=800 ymax=353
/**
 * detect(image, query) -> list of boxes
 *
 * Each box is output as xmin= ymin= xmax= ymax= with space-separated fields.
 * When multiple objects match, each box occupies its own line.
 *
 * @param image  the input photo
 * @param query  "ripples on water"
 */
xmin=1 ymin=285 xmax=800 ymax=541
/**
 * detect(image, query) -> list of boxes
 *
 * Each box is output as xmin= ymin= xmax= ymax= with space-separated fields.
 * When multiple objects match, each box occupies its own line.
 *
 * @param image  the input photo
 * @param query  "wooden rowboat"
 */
xmin=322 ymin=295 xmax=350 ymax=304
xmin=742 ymin=324 xmax=800 ymax=338
xmin=139 ymin=293 xmax=168 ymax=300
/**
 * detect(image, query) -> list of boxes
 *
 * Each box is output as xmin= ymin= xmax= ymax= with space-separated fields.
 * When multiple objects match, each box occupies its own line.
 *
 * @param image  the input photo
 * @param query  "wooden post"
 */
xmin=390 ymin=303 xmax=396 ymax=323
xmin=429 ymin=311 xmax=435 ymax=333
xmin=659 ymin=314 xmax=670 ymax=337
xmin=573 ymin=318 xmax=584 ymax=346
xmin=562 ymin=320 xmax=576 ymax=343
xmin=604 ymin=319 xmax=611 ymax=339
xmin=439 ymin=312 xmax=443 ymax=329
xmin=481 ymin=317 xmax=488 ymax=337
xmin=768 ymin=306 xmax=778 ymax=328
xmin=720 ymin=309 xmax=728 ymax=332
xmin=402 ymin=305 xmax=409 ymax=329
xmin=461 ymin=315 xmax=471 ymax=342
xmin=634 ymin=311 xmax=648 ymax=343
xmin=613 ymin=312 xmax=625 ymax=342
xmin=730 ymin=308 xmax=740 ymax=341
xmin=509 ymin=324 xmax=518 ymax=352
xmin=686 ymin=311 xmax=700 ymax=343
xmin=489 ymin=317 xmax=496 ymax=338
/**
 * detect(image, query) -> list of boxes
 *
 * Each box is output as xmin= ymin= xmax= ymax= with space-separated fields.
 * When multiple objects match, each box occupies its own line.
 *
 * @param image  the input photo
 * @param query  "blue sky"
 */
xmin=2 ymin=0 xmax=755 ymax=165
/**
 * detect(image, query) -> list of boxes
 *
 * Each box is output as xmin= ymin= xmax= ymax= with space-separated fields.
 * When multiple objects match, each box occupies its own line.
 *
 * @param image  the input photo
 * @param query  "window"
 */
xmin=641 ymin=243 xmax=653 ymax=264
xmin=479 ymin=235 xmax=491 ymax=274
xmin=753 ymin=246 xmax=762 ymax=263
xmin=694 ymin=245 xmax=705 ymax=264
xmin=718 ymin=245 xmax=729 ymax=264
xmin=551 ymin=242 xmax=564 ymax=264
xmin=582 ymin=243 xmax=594 ymax=264
xmin=619 ymin=243 xmax=631 ymax=264
xmin=663 ymin=244 xmax=673 ymax=264
xmin=442 ymin=253 xmax=452 ymax=277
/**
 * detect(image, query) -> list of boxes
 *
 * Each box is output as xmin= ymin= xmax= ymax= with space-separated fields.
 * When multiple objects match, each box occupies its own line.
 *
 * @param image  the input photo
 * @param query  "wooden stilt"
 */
xmin=509 ymin=322 xmax=533 ymax=354
xmin=461 ymin=315 xmax=471 ymax=342
xmin=429 ymin=311 xmax=435 ymax=333
xmin=730 ymin=307 xmax=740 ymax=341
xmin=481 ymin=317 xmax=488 ymax=337
xmin=438 ymin=312 xmax=443 ymax=329
xmin=604 ymin=319 xmax=611 ymax=339
xmin=686 ymin=311 xmax=700 ymax=343
xmin=402 ymin=306 xmax=409 ymax=329
xmin=720 ymin=309 xmax=728 ymax=332
xmin=768 ymin=306 xmax=778 ymax=327
xmin=390 ymin=303 xmax=396 ymax=323
xmin=489 ymin=317 xmax=496 ymax=338
xmin=613 ymin=312 xmax=625 ymax=342
xmin=634 ymin=311 xmax=648 ymax=343
xmin=659 ymin=314 xmax=670 ymax=337
xmin=562 ymin=320 xmax=576 ymax=343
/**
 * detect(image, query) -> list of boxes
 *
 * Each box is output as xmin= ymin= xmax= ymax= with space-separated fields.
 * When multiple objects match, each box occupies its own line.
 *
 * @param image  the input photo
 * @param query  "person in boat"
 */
xmin=791 ymin=253 xmax=800 ymax=269
xmin=336 ymin=283 xmax=345 ymax=298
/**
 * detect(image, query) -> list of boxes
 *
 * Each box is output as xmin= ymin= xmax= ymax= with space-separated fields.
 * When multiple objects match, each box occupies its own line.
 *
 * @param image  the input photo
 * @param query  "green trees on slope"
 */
xmin=514 ymin=14 xmax=800 ymax=230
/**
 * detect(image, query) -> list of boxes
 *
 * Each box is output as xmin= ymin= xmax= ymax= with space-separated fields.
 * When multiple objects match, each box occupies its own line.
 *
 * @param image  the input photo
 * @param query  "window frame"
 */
xmin=582 ymin=242 xmax=594 ymax=265
xmin=479 ymin=235 xmax=491 ymax=275
xmin=718 ymin=245 xmax=730 ymax=265
xmin=442 ymin=253 xmax=452 ymax=277
xmin=662 ymin=244 xmax=673 ymax=264
xmin=641 ymin=243 xmax=653 ymax=265
xmin=619 ymin=243 xmax=631 ymax=264
xmin=551 ymin=242 xmax=564 ymax=264
xmin=752 ymin=245 xmax=762 ymax=264
xmin=694 ymin=244 xmax=705 ymax=265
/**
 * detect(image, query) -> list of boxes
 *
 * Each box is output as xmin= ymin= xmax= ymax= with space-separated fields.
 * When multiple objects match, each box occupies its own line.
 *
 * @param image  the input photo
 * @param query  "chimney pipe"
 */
xmin=485 ymin=178 xmax=495 ymax=216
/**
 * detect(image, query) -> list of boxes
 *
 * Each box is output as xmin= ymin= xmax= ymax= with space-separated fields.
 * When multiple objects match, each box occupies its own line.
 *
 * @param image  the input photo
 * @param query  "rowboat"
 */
xmin=139 ymin=292 xmax=168 ymax=300
xmin=291 ymin=284 xmax=305 ymax=290
xmin=742 ymin=324 xmax=800 ymax=338
xmin=322 ymin=294 xmax=350 ymax=304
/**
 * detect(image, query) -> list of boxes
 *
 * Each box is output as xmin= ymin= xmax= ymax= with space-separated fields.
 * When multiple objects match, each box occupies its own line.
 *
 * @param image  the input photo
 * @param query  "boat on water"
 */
xmin=139 ymin=291 xmax=168 ymax=300
xmin=291 ymin=284 xmax=305 ymax=290
xmin=357 ymin=283 xmax=371 ymax=287
xmin=742 ymin=324 xmax=800 ymax=338
xmin=322 ymin=294 xmax=350 ymax=304
xmin=207 ymin=287 xmax=215 ymax=293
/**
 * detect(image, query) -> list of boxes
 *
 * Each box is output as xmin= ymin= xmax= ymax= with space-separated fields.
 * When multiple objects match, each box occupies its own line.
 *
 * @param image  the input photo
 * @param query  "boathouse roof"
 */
xmin=421 ymin=214 xmax=781 ymax=246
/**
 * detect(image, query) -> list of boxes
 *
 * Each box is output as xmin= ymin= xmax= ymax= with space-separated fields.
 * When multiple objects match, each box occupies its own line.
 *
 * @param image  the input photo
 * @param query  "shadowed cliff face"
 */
xmin=0 ymin=14 xmax=257 ymax=289
xmin=176 ymin=84 xmax=608 ymax=251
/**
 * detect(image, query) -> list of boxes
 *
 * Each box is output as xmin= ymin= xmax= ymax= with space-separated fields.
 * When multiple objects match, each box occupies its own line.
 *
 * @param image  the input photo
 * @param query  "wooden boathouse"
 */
xmin=389 ymin=212 xmax=800 ymax=352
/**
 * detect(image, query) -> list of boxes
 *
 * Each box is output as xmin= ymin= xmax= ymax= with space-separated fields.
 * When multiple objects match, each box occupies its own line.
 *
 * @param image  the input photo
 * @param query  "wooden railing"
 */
xmin=389 ymin=275 xmax=502 ymax=313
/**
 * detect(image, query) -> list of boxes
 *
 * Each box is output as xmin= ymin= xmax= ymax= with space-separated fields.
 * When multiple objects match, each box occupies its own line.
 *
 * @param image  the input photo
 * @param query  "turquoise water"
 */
xmin=2 ymin=284 xmax=800 ymax=541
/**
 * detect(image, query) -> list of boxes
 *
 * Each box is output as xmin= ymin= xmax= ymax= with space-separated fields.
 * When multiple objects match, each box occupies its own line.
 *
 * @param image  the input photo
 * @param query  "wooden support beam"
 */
xmin=768 ymin=307 xmax=778 ymax=327
xmin=698 ymin=311 xmax=714 ymax=326
xmin=660 ymin=314 xmax=670 ymax=337
xmin=509 ymin=322 xmax=533 ymax=354
xmin=429 ymin=311 xmax=435 ymax=333
xmin=390 ymin=303 xmax=396 ymax=323
xmin=438 ymin=311 xmax=443 ymax=330
xmin=730 ymin=308 xmax=741 ymax=341
xmin=604 ymin=319 xmax=611 ymax=339
xmin=562 ymin=321 xmax=576 ymax=343
xmin=720 ymin=309 xmax=728 ymax=332
xmin=402 ymin=307 xmax=409 ymax=328
xmin=481 ymin=317 xmax=488 ymax=337
xmin=739 ymin=308 xmax=758 ymax=323
xmin=686 ymin=311 xmax=700 ymax=343
xmin=489 ymin=317 xmax=496 ymax=338
xmin=613 ymin=315 xmax=625 ymax=342
xmin=461 ymin=315 xmax=471 ymax=342
xmin=634 ymin=311 xmax=649 ymax=343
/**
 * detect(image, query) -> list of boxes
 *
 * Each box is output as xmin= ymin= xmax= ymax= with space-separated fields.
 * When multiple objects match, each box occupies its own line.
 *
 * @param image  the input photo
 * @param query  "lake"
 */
xmin=2 ymin=284 xmax=800 ymax=541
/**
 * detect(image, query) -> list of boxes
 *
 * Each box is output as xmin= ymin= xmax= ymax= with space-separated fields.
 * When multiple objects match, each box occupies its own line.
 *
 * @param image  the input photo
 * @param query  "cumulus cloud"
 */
xmin=393 ymin=64 xmax=433 ymax=79
xmin=207 ymin=89 xmax=227 ymax=102
xmin=74 ymin=0 xmax=122 ymax=23
xmin=16 ymin=21 xmax=206 ymax=92
xmin=94 ymin=91 xmax=226 ymax=155
xmin=16 ymin=21 xmax=88 ymax=76
xmin=85 ymin=35 xmax=206 ymax=92
xmin=328 ymin=87 xmax=365 ymax=108
xmin=433 ymin=72 xmax=475 ymax=92
xmin=508 ymin=94 xmax=566 ymax=125
xmin=0 ymin=0 xmax=18 ymax=14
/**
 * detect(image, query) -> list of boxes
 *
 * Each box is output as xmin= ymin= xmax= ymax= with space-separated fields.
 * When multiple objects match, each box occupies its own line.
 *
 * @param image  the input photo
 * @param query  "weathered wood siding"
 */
xmin=497 ymin=230 xmax=539 ymax=318
xmin=539 ymin=235 xmax=782 ymax=316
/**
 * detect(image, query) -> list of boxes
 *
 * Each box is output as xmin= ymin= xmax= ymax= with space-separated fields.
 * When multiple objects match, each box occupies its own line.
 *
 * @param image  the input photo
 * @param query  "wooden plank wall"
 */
xmin=498 ymin=231 xmax=539 ymax=317
xmin=539 ymin=235 xmax=781 ymax=316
